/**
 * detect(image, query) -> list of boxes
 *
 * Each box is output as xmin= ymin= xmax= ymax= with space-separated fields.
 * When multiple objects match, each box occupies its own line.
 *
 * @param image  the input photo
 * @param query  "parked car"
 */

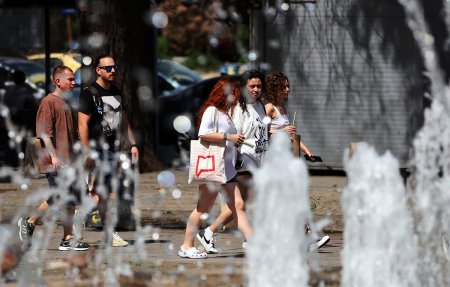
xmin=157 ymin=59 xmax=203 ymax=96
xmin=27 ymin=52 xmax=82 ymax=74
xmin=0 ymin=59 xmax=45 ymax=100
xmin=0 ymin=57 xmax=46 ymax=89
xmin=0 ymin=63 xmax=44 ymax=168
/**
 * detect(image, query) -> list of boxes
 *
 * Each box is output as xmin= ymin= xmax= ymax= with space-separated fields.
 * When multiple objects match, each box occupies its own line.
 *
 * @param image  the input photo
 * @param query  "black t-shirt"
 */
xmin=78 ymin=82 xmax=122 ymax=151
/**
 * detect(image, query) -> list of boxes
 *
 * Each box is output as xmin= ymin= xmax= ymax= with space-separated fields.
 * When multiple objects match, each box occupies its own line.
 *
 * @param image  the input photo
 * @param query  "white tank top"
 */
xmin=270 ymin=105 xmax=290 ymax=132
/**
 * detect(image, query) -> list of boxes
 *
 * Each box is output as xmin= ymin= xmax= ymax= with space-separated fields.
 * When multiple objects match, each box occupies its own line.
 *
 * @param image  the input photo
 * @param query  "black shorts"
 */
xmin=236 ymin=171 xmax=252 ymax=177
xmin=45 ymin=171 xmax=80 ymax=207
xmin=226 ymin=176 xmax=238 ymax=183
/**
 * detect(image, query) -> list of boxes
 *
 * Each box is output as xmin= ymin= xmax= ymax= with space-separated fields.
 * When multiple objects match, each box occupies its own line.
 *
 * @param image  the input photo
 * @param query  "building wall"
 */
xmin=0 ymin=8 xmax=44 ymax=50
xmin=258 ymin=0 xmax=424 ymax=168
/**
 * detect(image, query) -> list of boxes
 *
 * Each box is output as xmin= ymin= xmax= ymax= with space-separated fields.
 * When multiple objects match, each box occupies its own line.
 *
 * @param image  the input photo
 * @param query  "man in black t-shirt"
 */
xmin=78 ymin=54 xmax=139 ymax=247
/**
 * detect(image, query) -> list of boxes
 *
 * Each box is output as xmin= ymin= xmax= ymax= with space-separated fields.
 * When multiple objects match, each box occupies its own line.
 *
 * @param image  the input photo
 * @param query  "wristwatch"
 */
xmin=223 ymin=133 xmax=228 ymax=141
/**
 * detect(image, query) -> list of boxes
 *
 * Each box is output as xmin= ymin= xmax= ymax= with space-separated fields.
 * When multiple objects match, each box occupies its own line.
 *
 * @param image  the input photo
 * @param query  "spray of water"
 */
xmin=247 ymin=132 xmax=311 ymax=287
xmin=342 ymin=142 xmax=418 ymax=286
xmin=397 ymin=1 xmax=450 ymax=285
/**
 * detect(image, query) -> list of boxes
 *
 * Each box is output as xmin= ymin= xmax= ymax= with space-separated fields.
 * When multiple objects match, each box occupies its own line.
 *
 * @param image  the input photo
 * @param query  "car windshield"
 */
xmin=4 ymin=61 xmax=44 ymax=76
xmin=157 ymin=60 xmax=202 ymax=89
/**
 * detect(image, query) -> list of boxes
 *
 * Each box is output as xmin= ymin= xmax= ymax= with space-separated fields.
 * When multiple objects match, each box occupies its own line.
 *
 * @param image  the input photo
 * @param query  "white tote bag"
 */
xmin=188 ymin=108 xmax=227 ymax=184
xmin=188 ymin=139 xmax=226 ymax=184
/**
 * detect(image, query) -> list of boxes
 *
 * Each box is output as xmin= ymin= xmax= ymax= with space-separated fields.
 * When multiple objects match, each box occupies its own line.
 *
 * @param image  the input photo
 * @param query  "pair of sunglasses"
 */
xmin=98 ymin=65 xmax=118 ymax=72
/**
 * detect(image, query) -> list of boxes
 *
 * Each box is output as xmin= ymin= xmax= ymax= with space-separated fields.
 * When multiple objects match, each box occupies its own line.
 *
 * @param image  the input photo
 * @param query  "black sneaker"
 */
xmin=58 ymin=238 xmax=90 ymax=251
xmin=18 ymin=217 xmax=35 ymax=243
xmin=196 ymin=229 xmax=218 ymax=254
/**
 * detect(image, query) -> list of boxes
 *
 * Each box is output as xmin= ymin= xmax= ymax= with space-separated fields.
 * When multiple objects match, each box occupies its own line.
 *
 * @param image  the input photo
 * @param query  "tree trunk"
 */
xmin=81 ymin=0 xmax=165 ymax=172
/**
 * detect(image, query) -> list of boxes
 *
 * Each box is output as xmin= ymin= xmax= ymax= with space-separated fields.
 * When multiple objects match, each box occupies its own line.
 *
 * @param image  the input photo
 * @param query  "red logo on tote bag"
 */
xmin=196 ymin=155 xmax=215 ymax=177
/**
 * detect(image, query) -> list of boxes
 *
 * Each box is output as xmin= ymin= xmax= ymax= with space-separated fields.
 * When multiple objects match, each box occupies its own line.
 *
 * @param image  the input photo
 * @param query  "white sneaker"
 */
xmin=196 ymin=229 xmax=218 ymax=254
xmin=309 ymin=235 xmax=330 ymax=251
xmin=112 ymin=232 xmax=129 ymax=247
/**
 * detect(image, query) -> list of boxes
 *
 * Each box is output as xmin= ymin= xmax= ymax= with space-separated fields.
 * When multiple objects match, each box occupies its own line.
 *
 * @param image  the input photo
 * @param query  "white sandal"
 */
xmin=178 ymin=247 xmax=207 ymax=259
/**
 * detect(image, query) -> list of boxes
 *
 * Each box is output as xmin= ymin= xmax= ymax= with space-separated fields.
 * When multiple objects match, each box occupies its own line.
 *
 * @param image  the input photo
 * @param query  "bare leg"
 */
xmin=209 ymin=173 xmax=251 ymax=233
xmin=63 ymin=205 xmax=75 ymax=240
xmin=27 ymin=201 xmax=49 ymax=224
xmin=181 ymin=184 xmax=219 ymax=250
xmin=223 ymin=183 xmax=252 ymax=240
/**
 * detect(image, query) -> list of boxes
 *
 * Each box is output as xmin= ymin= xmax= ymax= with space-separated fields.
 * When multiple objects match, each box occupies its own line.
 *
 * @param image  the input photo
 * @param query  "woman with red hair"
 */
xmin=179 ymin=77 xmax=253 ymax=259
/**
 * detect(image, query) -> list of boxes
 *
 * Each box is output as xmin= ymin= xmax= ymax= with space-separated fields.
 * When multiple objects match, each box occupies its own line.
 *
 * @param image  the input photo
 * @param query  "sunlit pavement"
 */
xmin=1 ymin=169 xmax=345 ymax=286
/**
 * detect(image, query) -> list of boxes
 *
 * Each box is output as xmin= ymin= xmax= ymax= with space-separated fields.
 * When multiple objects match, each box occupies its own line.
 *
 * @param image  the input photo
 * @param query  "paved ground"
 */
xmin=0 ymin=169 xmax=346 ymax=286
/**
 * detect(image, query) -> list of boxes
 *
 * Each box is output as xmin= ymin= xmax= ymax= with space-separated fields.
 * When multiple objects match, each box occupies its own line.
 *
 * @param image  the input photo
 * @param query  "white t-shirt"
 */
xmin=231 ymin=101 xmax=269 ymax=171
xmin=198 ymin=106 xmax=237 ymax=180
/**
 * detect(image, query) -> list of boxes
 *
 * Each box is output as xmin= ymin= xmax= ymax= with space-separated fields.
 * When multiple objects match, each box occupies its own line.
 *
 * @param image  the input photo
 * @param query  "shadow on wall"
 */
xmin=282 ymin=0 xmax=429 ymax=159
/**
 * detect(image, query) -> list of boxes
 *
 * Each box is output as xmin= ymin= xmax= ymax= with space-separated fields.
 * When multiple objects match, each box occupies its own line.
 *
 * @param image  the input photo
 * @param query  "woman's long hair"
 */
xmin=197 ymin=76 xmax=241 ymax=129
xmin=264 ymin=72 xmax=289 ymax=106
xmin=237 ymin=70 xmax=266 ymax=115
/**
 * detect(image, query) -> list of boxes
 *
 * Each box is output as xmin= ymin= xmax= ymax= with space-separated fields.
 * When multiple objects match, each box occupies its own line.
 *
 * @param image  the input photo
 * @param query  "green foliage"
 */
xmin=183 ymin=51 xmax=221 ymax=72
xmin=158 ymin=0 xmax=253 ymax=63
xmin=157 ymin=36 xmax=171 ymax=59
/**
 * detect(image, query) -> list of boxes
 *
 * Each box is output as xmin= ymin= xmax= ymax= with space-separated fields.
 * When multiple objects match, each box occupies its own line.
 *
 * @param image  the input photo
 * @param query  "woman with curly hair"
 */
xmin=179 ymin=76 xmax=253 ymax=259
xmin=264 ymin=72 xmax=314 ymax=158
xmin=265 ymin=72 xmax=329 ymax=250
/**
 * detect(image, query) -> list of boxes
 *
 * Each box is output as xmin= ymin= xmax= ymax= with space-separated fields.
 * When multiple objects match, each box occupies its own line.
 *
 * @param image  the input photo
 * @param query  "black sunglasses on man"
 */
xmin=98 ymin=65 xmax=118 ymax=72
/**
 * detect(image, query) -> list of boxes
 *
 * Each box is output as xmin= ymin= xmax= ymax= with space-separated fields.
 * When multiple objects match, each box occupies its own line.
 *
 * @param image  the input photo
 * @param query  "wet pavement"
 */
xmin=0 ymin=169 xmax=346 ymax=286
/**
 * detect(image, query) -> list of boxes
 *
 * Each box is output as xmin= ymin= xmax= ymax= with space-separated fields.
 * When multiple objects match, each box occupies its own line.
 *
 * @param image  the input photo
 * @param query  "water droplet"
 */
xmin=173 ymin=115 xmax=192 ymax=133
xmin=172 ymin=189 xmax=182 ymax=199
xmin=177 ymin=264 xmax=185 ymax=273
xmin=168 ymin=243 xmax=174 ymax=250
xmin=82 ymin=56 xmax=92 ymax=66
xmin=248 ymin=51 xmax=258 ymax=62
xmin=73 ymin=142 xmax=82 ymax=152
xmin=152 ymin=232 xmax=160 ymax=240
xmin=87 ymin=32 xmax=105 ymax=48
xmin=263 ymin=116 xmax=272 ymax=125
xmin=201 ymin=274 xmax=207 ymax=280
xmin=215 ymin=7 xmax=227 ymax=19
xmin=152 ymin=11 xmax=169 ymax=29
xmin=209 ymin=36 xmax=219 ymax=47
xmin=20 ymin=184 xmax=28 ymax=190
xmin=200 ymin=213 xmax=209 ymax=220
xmin=268 ymin=39 xmax=280 ymax=49
xmin=305 ymin=3 xmax=316 ymax=11
xmin=280 ymin=3 xmax=289 ymax=11
xmin=137 ymin=86 xmax=152 ymax=101
xmin=157 ymin=171 xmax=175 ymax=187
xmin=197 ymin=55 xmax=207 ymax=66
xmin=424 ymin=50 xmax=435 ymax=62
xmin=121 ymin=161 xmax=131 ymax=170
xmin=264 ymin=7 xmax=277 ymax=18
xmin=18 ymin=152 xmax=24 ymax=159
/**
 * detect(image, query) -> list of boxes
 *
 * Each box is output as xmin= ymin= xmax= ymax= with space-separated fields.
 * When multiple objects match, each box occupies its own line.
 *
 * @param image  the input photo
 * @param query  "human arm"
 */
xmin=125 ymin=113 xmax=139 ymax=164
xmin=300 ymin=141 xmax=313 ymax=157
xmin=41 ymin=137 xmax=59 ymax=169
xmin=36 ymin=99 xmax=59 ymax=170
xmin=199 ymin=106 xmax=245 ymax=145
xmin=78 ymin=111 xmax=95 ymax=169
xmin=199 ymin=132 xmax=245 ymax=145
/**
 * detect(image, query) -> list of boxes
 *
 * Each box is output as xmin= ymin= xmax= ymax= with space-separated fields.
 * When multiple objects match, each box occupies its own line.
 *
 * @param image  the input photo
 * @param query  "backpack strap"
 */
xmin=83 ymin=85 xmax=103 ymax=114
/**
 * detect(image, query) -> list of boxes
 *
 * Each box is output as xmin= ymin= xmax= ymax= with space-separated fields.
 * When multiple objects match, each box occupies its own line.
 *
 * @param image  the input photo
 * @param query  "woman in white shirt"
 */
xmin=196 ymin=70 xmax=269 ymax=253
xmin=265 ymin=72 xmax=330 ymax=250
xmin=265 ymin=72 xmax=314 ymax=158
xmin=179 ymin=77 xmax=253 ymax=259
